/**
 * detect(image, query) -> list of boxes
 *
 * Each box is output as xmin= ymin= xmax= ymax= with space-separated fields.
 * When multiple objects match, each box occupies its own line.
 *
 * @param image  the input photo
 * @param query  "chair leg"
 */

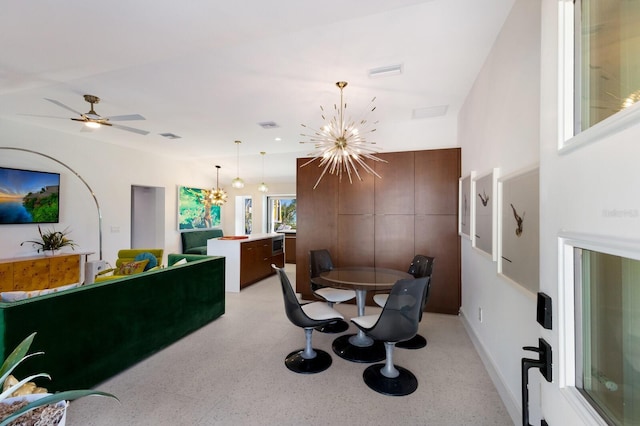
xmin=284 ymin=328 xmax=333 ymax=374
xmin=380 ymin=342 xmax=399 ymax=378
xmin=362 ymin=341 xmax=418 ymax=396
xmin=301 ymin=328 xmax=317 ymax=359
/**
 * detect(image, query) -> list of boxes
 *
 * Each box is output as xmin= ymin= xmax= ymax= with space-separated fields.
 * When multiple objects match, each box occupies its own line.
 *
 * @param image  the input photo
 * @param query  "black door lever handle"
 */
xmin=521 ymin=338 xmax=552 ymax=426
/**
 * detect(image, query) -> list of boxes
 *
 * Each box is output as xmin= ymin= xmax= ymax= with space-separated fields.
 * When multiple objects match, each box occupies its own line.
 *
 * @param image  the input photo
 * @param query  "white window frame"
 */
xmin=559 ymin=0 xmax=640 ymax=155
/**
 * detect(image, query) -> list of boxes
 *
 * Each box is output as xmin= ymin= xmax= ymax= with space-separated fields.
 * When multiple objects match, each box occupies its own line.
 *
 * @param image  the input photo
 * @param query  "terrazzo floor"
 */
xmin=67 ymin=264 xmax=513 ymax=425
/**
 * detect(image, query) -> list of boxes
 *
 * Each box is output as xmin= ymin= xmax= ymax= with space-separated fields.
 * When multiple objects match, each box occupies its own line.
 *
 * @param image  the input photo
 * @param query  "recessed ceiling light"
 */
xmin=275 ymin=137 xmax=281 ymax=141
xmin=412 ymin=105 xmax=449 ymax=119
xmin=368 ymin=64 xmax=403 ymax=78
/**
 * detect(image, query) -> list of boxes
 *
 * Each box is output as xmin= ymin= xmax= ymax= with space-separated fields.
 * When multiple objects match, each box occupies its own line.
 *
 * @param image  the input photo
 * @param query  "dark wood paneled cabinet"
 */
xmin=240 ymin=238 xmax=284 ymax=289
xmin=296 ymin=148 xmax=461 ymax=315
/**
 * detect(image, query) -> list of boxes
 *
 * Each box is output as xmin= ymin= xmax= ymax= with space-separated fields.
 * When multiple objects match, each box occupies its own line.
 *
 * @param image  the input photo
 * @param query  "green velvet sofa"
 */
xmin=181 ymin=229 xmax=224 ymax=254
xmin=0 ymin=254 xmax=225 ymax=391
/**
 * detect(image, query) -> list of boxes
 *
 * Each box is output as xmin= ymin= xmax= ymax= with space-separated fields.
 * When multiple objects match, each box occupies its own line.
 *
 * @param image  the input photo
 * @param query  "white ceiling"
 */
xmin=0 ymin=0 xmax=514 ymax=184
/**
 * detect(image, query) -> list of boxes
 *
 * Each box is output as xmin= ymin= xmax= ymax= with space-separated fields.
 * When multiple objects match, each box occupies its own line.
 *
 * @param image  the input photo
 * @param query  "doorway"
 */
xmin=131 ymin=185 xmax=165 ymax=248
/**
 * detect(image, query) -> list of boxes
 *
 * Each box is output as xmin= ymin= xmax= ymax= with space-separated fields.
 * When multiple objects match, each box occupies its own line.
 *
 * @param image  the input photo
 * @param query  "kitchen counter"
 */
xmin=207 ymin=233 xmax=284 ymax=292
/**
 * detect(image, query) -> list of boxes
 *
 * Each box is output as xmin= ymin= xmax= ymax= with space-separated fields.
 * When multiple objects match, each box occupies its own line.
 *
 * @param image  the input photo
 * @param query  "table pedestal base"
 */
xmin=332 ymin=334 xmax=385 ymax=363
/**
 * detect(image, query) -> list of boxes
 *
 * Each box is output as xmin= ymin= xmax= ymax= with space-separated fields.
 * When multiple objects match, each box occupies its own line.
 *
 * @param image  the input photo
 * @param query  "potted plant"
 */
xmin=21 ymin=226 xmax=77 ymax=255
xmin=0 ymin=333 xmax=116 ymax=426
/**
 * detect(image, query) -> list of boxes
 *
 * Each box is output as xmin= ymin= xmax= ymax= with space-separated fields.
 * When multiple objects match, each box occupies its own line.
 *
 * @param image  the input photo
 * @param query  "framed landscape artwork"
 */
xmin=459 ymin=173 xmax=473 ymax=239
xmin=473 ymin=168 xmax=498 ymax=260
xmin=498 ymin=166 xmax=540 ymax=294
xmin=177 ymin=186 xmax=221 ymax=230
xmin=0 ymin=166 xmax=60 ymax=224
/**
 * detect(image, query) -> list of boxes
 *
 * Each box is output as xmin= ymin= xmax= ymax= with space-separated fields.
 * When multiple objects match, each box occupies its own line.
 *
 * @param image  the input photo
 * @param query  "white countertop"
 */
xmin=212 ymin=233 xmax=282 ymax=243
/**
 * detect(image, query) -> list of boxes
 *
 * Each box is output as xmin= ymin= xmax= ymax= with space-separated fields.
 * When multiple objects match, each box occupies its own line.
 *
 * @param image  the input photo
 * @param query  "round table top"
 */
xmin=319 ymin=266 xmax=413 ymax=291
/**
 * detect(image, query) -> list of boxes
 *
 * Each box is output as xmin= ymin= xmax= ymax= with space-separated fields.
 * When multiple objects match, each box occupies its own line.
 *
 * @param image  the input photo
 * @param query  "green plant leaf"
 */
xmin=0 ymin=333 xmax=36 ymax=379
xmin=0 ymin=390 xmax=118 ymax=426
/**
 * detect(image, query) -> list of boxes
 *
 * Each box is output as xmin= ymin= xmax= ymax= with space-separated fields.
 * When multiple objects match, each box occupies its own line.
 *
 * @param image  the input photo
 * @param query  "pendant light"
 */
xmin=210 ymin=165 xmax=228 ymax=206
xmin=300 ymin=81 xmax=387 ymax=189
xmin=231 ymin=140 xmax=244 ymax=189
xmin=258 ymin=151 xmax=268 ymax=193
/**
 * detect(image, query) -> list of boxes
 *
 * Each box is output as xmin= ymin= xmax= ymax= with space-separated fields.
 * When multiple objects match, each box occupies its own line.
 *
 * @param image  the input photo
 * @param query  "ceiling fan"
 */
xmin=45 ymin=94 xmax=149 ymax=135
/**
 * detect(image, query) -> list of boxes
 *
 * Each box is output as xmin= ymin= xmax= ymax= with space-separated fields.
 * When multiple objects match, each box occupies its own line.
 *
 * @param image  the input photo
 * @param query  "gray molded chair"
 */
xmin=309 ymin=249 xmax=356 ymax=333
xmin=274 ymin=265 xmax=344 ymax=374
xmin=351 ymin=276 xmax=430 ymax=396
xmin=373 ymin=255 xmax=434 ymax=349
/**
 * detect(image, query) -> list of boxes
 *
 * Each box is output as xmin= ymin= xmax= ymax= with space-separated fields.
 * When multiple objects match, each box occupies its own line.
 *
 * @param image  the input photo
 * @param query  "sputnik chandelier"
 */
xmin=209 ymin=165 xmax=228 ymax=206
xmin=300 ymin=81 xmax=386 ymax=189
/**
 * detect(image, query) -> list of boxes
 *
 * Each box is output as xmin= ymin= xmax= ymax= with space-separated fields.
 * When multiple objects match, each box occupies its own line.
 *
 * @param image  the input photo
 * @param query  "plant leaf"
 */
xmin=0 ymin=333 xmax=36 ymax=379
xmin=0 ymin=373 xmax=50 ymax=401
xmin=0 ymin=391 xmax=118 ymax=426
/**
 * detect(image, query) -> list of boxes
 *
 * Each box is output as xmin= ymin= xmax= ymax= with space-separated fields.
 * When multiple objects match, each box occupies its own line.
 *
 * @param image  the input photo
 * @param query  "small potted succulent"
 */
xmin=0 ymin=333 xmax=116 ymax=426
xmin=21 ymin=226 xmax=77 ymax=256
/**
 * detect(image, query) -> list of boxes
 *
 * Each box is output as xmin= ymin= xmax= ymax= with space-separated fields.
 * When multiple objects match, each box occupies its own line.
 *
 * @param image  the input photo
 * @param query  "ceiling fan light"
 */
xmin=85 ymin=121 xmax=101 ymax=129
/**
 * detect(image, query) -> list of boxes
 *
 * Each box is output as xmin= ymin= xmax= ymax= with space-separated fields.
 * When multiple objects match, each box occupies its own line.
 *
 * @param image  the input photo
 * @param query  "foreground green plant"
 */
xmin=0 ymin=333 xmax=117 ymax=426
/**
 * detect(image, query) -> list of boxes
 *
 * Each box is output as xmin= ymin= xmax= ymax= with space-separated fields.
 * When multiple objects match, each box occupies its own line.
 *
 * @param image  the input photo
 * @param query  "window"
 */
xmin=574 ymin=247 xmax=640 ymax=424
xmin=575 ymin=0 xmax=640 ymax=133
xmin=267 ymin=196 xmax=296 ymax=233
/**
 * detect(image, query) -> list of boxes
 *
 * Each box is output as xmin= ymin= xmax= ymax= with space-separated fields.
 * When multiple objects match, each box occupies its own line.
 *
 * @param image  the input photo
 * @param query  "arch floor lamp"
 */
xmin=0 ymin=147 xmax=103 ymax=260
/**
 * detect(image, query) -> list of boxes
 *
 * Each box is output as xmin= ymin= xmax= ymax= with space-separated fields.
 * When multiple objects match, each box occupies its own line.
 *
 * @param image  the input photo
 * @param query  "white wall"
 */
xmin=0 ymin=118 xmax=214 ymax=266
xmin=458 ymin=0 xmax=541 ymax=423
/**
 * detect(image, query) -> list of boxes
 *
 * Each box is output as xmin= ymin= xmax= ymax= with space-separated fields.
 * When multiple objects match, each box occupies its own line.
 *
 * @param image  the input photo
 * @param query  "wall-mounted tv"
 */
xmin=0 ymin=166 xmax=60 ymax=224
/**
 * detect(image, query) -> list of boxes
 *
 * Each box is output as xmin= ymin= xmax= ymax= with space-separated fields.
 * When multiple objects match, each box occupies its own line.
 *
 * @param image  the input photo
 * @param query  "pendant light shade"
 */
xmin=258 ymin=151 xmax=268 ymax=193
xmin=231 ymin=140 xmax=245 ymax=189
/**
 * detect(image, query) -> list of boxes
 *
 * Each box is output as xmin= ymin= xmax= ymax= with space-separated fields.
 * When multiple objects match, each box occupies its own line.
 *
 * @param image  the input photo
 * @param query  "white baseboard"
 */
xmin=459 ymin=309 xmax=520 ymax=425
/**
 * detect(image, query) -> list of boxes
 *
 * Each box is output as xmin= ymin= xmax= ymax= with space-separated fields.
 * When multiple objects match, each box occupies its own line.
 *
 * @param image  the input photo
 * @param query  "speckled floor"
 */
xmin=67 ymin=264 xmax=512 ymax=425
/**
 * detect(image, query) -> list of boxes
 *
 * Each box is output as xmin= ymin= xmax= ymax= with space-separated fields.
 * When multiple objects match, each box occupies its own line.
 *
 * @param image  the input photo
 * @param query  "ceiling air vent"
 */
xmin=159 ymin=132 xmax=181 ymax=139
xmin=258 ymin=121 xmax=280 ymax=129
xmin=412 ymin=105 xmax=448 ymax=119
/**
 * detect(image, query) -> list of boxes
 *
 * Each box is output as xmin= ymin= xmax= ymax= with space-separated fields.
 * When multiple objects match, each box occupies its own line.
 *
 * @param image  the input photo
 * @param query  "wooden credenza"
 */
xmin=0 ymin=253 xmax=82 ymax=292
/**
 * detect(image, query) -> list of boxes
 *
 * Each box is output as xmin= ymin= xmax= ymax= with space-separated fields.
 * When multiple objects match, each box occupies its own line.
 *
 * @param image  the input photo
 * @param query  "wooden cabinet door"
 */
xmin=374 ymin=215 xmax=415 ymax=271
xmin=414 ymin=214 xmax=460 ymax=315
xmin=50 ymin=254 xmax=80 ymax=287
xmin=296 ymin=158 xmax=339 ymax=299
xmin=240 ymin=241 xmax=258 ymax=287
xmin=0 ymin=263 xmax=13 ymax=292
xmin=257 ymin=239 xmax=272 ymax=278
xmin=337 ymin=214 xmax=374 ymax=267
xmin=284 ymin=236 xmax=296 ymax=263
xmin=338 ymin=158 xmax=375 ymax=214
xmin=374 ymin=152 xmax=415 ymax=214
xmin=415 ymin=148 xmax=461 ymax=215
xmin=13 ymin=258 xmax=49 ymax=291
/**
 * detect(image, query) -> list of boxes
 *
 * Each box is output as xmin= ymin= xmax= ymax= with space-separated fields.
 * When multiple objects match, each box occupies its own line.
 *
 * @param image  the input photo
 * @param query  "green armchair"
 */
xmin=95 ymin=249 xmax=164 ymax=282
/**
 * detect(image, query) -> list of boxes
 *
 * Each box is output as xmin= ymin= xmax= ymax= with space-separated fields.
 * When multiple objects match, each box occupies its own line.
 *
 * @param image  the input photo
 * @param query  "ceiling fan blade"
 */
xmin=45 ymin=98 xmax=83 ymax=116
xmin=71 ymin=117 xmax=89 ymax=123
xmin=111 ymin=123 xmax=150 ymax=135
xmin=105 ymin=114 xmax=146 ymax=121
